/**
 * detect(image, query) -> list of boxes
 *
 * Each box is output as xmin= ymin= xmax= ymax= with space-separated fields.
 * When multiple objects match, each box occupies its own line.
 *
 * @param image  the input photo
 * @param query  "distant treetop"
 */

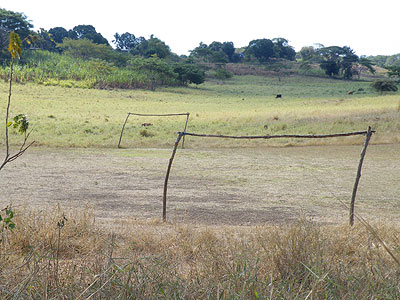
xmin=0 ymin=8 xmax=33 ymax=39
xmin=48 ymin=24 xmax=109 ymax=46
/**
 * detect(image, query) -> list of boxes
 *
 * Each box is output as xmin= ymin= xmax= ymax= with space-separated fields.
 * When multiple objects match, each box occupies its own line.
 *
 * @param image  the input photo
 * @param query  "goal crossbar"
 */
xmin=118 ymin=112 xmax=190 ymax=148
xmin=178 ymin=130 xmax=375 ymax=139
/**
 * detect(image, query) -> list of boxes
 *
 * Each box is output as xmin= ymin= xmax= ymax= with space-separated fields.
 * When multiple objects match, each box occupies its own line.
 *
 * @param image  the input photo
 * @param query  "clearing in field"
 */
xmin=1 ymin=144 xmax=399 ymax=226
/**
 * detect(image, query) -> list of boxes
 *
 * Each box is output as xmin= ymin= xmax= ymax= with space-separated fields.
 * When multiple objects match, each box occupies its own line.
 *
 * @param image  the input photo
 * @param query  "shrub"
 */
xmin=213 ymin=68 xmax=233 ymax=80
xmin=371 ymin=79 xmax=398 ymax=93
xmin=173 ymin=63 xmax=205 ymax=85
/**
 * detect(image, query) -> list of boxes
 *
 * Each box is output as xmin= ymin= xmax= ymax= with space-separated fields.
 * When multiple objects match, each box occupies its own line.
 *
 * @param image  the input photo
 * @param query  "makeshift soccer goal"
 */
xmin=118 ymin=112 xmax=190 ymax=149
xmin=162 ymin=127 xmax=374 ymax=226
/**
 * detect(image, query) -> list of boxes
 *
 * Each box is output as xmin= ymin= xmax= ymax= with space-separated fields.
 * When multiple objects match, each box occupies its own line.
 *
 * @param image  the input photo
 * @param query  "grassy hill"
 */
xmin=1 ymin=74 xmax=399 ymax=149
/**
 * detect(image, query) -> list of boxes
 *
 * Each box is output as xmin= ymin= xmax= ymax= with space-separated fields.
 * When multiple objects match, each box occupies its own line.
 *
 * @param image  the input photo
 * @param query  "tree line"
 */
xmin=0 ymin=7 xmax=397 ymax=89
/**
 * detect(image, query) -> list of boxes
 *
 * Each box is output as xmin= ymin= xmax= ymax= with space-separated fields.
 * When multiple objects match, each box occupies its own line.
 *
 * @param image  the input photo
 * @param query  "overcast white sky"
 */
xmin=2 ymin=0 xmax=400 ymax=56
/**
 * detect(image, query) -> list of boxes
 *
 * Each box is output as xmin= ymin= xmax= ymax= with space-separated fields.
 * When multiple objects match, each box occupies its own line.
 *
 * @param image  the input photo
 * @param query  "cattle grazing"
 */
xmin=275 ymin=94 xmax=282 ymax=99
xmin=348 ymin=91 xmax=354 ymax=95
xmin=141 ymin=123 xmax=153 ymax=127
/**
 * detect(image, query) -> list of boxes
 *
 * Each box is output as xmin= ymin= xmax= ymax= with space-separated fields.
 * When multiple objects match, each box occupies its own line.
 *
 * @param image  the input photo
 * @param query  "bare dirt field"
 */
xmin=0 ymin=143 xmax=399 ymax=226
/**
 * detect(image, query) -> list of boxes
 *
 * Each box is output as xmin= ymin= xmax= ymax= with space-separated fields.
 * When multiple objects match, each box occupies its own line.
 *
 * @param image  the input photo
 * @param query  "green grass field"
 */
xmin=1 ymin=74 xmax=399 ymax=149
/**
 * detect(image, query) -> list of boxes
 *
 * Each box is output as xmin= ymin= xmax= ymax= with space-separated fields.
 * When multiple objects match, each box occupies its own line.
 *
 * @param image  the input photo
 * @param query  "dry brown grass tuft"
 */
xmin=1 ymin=206 xmax=400 ymax=299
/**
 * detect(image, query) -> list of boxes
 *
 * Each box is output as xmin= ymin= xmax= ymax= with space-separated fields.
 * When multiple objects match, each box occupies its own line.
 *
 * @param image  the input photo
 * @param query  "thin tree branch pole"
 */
xmin=5 ymin=58 xmax=14 ymax=160
xmin=349 ymin=126 xmax=373 ymax=226
xmin=128 ymin=113 xmax=190 ymax=117
xmin=163 ymin=132 xmax=183 ymax=222
xmin=179 ymin=130 xmax=375 ymax=140
xmin=117 ymin=113 xmax=131 ymax=148
xmin=181 ymin=113 xmax=190 ymax=149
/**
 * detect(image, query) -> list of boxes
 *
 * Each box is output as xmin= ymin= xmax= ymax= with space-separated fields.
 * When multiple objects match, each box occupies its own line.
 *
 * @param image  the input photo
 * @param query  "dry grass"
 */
xmin=1 ymin=206 xmax=400 ymax=299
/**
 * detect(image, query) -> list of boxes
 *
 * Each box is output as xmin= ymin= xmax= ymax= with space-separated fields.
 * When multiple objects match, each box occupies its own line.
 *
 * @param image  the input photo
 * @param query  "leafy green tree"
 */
xmin=31 ymin=28 xmax=57 ymax=51
xmin=221 ymin=42 xmax=235 ymax=62
xmin=49 ymin=27 xmax=69 ymax=43
xmin=367 ymin=55 xmax=388 ymax=67
xmin=59 ymin=38 xmax=128 ymax=66
xmin=317 ymin=46 xmax=359 ymax=78
xmin=59 ymin=38 xmax=108 ymax=59
xmin=113 ymin=32 xmax=137 ymax=51
xmin=386 ymin=66 xmax=400 ymax=79
xmin=208 ymin=41 xmax=222 ymax=52
xmin=359 ymin=57 xmax=375 ymax=74
xmin=272 ymin=38 xmax=296 ymax=61
xmin=173 ymin=63 xmax=205 ymax=85
xmin=351 ymin=57 xmax=375 ymax=79
xmin=190 ymin=42 xmax=212 ymax=59
xmin=0 ymin=8 xmax=33 ymax=62
xmin=385 ymin=54 xmax=400 ymax=67
xmin=244 ymin=39 xmax=274 ymax=63
xmin=0 ymin=8 xmax=33 ymax=39
xmin=385 ymin=65 xmax=400 ymax=84
xmin=144 ymin=36 xmax=170 ymax=58
xmin=128 ymin=56 xmax=177 ymax=90
xmin=190 ymin=41 xmax=237 ymax=63
xmin=299 ymin=46 xmax=316 ymax=61
xmin=230 ymin=52 xmax=243 ymax=63
xmin=129 ymin=35 xmax=171 ymax=59
xmin=72 ymin=25 xmax=96 ymax=39
xmin=70 ymin=25 xmax=109 ymax=45
xmin=320 ymin=60 xmax=341 ymax=76
xmin=368 ymin=54 xmax=400 ymax=68
xmin=340 ymin=46 xmax=359 ymax=79
xmin=316 ymin=46 xmax=343 ymax=76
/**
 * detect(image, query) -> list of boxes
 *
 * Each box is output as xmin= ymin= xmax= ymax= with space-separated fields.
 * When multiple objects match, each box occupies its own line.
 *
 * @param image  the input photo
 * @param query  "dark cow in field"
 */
xmin=275 ymin=94 xmax=282 ymax=99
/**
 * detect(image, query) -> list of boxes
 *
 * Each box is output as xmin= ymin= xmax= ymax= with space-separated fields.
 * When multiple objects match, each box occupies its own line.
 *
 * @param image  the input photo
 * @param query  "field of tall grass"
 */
xmin=0 ymin=75 xmax=399 ymax=149
xmin=0 ymin=50 xmax=174 ymax=89
xmin=1 ymin=206 xmax=400 ymax=299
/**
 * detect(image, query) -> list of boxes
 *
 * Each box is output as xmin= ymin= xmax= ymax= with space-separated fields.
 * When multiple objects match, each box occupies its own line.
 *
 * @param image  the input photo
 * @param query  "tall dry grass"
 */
xmin=1 ymin=206 xmax=400 ymax=299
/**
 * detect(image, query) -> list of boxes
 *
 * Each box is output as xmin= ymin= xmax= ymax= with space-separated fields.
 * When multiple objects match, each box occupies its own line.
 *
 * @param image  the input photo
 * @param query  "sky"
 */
xmin=2 ymin=0 xmax=400 ymax=56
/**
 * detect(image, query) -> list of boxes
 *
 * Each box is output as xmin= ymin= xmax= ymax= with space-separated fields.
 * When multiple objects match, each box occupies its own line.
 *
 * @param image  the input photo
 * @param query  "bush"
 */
xmin=173 ymin=63 xmax=205 ymax=85
xmin=371 ymin=79 xmax=398 ymax=93
xmin=213 ymin=68 xmax=233 ymax=80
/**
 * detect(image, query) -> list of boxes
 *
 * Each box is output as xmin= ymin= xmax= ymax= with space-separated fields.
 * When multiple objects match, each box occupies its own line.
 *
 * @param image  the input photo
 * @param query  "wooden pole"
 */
xmin=180 ymin=130 xmax=374 ymax=140
xmin=163 ymin=133 xmax=183 ymax=221
xmin=181 ymin=113 xmax=190 ymax=149
xmin=349 ymin=126 xmax=373 ymax=226
xmin=117 ymin=113 xmax=131 ymax=148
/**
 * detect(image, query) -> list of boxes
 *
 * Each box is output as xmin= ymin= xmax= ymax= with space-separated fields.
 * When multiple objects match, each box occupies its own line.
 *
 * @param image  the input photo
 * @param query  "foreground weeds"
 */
xmin=1 ymin=207 xmax=400 ymax=299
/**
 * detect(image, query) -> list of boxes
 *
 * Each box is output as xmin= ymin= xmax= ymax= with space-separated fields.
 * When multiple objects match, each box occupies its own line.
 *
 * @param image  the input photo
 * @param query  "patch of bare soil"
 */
xmin=0 ymin=144 xmax=399 ymax=227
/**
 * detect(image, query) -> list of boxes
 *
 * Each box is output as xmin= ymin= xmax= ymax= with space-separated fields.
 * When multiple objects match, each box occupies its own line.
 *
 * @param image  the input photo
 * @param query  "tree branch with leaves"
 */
xmin=0 ymin=31 xmax=34 ymax=171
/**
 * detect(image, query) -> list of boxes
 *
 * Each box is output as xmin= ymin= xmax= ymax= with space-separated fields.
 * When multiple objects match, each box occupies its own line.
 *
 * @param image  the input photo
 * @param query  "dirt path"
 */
xmin=0 ymin=144 xmax=399 ymax=226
